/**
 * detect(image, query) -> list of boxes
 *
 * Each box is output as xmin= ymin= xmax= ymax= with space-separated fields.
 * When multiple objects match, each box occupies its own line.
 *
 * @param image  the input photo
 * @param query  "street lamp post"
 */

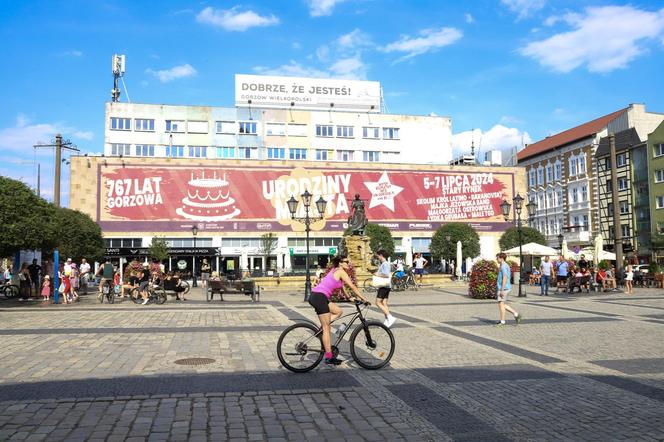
xmin=500 ymin=194 xmax=537 ymax=297
xmin=191 ymin=224 xmax=198 ymax=288
xmin=558 ymin=233 xmax=564 ymax=255
xmin=287 ymin=191 xmax=327 ymax=302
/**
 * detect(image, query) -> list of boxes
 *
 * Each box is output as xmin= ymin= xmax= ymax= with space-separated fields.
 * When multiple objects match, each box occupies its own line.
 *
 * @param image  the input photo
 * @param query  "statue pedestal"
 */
xmin=344 ymin=235 xmax=375 ymax=277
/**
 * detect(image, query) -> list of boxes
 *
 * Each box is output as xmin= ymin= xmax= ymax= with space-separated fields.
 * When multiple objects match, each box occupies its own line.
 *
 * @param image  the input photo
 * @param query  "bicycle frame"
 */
xmin=302 ymin=302 xmax=372 ymax=353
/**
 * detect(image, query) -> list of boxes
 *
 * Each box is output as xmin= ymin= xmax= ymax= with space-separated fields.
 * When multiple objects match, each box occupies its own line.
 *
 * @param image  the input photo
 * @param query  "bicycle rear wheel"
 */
xmin=130 ymin=288 xmax=143 ymax=304
xmin=362 ymin=278 xmax=377 ymax=293
xmin=153 ymin=287 xmax=167 ymax=305
xmin=3 ymin=285 xmax=19 ymax=299
xmin=277 ymin=323 xmax=324 ymax=373
xmin=349 ymin=321 xmax=395 ymax=370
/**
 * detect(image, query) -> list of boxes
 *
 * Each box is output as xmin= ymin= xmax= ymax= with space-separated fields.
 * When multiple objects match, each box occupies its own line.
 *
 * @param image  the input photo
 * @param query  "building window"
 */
xmin=578 ymin=155 xmax=586 ymax=174
xmin=166 ymin=145 xmax=184 ymax=157
xmin=111 ymin=143 xmax=131 ymax=156
xmin=581 ymin=185 xmax=588 ymax=202
xmin=604 ymin=158 xmax=612 ymax=170
xmin=606 ymin=180 xmax=613 ymax=192
xmin=655 ymin=170 xmax=664 ymax=183
xmin=363 ymin=151 xmax=380 ymax=162
xmin=383 ymin=127 xmax=399 ymax=139
xmin=608 ymin=203 xmax=614 ymax=216
xmin=287 ymin=124 xmax=307 ymax=136
xmin=529 ymin=170 xmax=536 ymax=187
xmin=537 ymin=168 xmax=544 ymax=185
xmin=557 ymin=190 xmax=563 ymax=206
xmin=188 ymin=146 xmax=207 ymax=158
xmin=569 ymin=156 xmax=577 ymax=176
xmin=546 ymin=165 xmax=553 ymax=183
xmin=621 ymin=224 xmax=630 ymax=238
xmin=239 ymin=122 xmax=257 ymax=135
xmin=337 ymin=150 xmax=354 ymax=161
xmin=267 ymin=147 xmax=285 ymax=159
xmin=166 ymin=237 xmax=213 ymax=248
xmin=215 ymin=121 xmax=235 ymax=134
xmin=546 ymin=192 xmax=553 ymax=208
xmin=238 ymin=147 xmax=257 ymax=159
xmin=554 ymin=162 xmax=562 ymax=180
xmin=134 ymin=118 xmax=154 ymax=131
xmin=657 ymin=196 xmax=664 ymax=209
xmin=110 ymin=117 xmax=131 ymax=130
xmin=618 ymin=177 xmax=628 ymax=190
xmin=104 ymin=238 xmax=142 ymax=247
xmin=165 ymin=120 xmax=184 ymax=133
xmin=135 ymin=144 xmax=154 ymax=156
xmin=582 ymin=215 xmax=589 ymax=231
xmin=187 ymin=121 xmax=208 ymax=134
xmin=655 ymin=143 xmax=664 ymax=157
xmin=266 ymin=123 xmax=286 ymax=136
xmin=573 ymin=216 xmax=579 ymax=228
xmin=315 ymin=149 xmax=330 ymax=161
xmin=619 ymin=201 xmax=629 ymax=214
xmin=316 ymin=125 xmax=334 ymax=137
xmin=216 ymin=147 xmax=235 ymax=158
xmin=289 ymin=148 xmax=307 ymax=160
xmin=363 ymin=127 xmax=380 ymax=139
xmin=571 ymin=188 xmax=578 ymax=203
xmin=658 ymin=222 xmax=664 ymax=234
xmin=616 ymin=153 xmax=627 ymax=167
xmin=336 ymin=126 xmax=354 ymax=138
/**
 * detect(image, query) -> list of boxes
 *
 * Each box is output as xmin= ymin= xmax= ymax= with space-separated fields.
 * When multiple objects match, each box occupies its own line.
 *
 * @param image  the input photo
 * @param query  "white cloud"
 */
xmin=292 ymin=41 xmax=302 ymax=50
xmin=196 ymin=6 xmax=279 ymax=31
xmin=452 ymin=125 xmax=532 ymax=163
xmin=520 ymin=6 xmax=664 ymax=73
xmin=253 ymin=56 xmax=367 ymax=80
xmin=0 ymin=115 xmax=94 ymax=154
xmin=383 ymin=27 xmax=463 ymax=62
xmin=73 ymin=131 xmax=94 ymax=140
xmin=306 ymin=0 xmax=347 ymax=17
xmin=464 ymin=13 xmax=474 ymax=24
xmin=501 ymin=0 xmax=546 ymax=20
xmin=146 ymin=64 xmax=197 ymax=83
xmin=336 ymin=28 xmax=372 ymax=49
xmin=62 ymin=50 xmax=82 ymax=57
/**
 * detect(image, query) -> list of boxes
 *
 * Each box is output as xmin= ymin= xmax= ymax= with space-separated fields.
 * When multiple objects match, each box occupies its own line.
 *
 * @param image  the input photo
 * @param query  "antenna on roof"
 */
xmin=111 ymin=54 xmax=126 ymax=102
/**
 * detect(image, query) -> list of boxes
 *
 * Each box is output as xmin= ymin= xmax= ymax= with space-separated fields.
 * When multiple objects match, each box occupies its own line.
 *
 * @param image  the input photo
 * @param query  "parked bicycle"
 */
xmin=1 ymin=281 xmax=19 ymax=299
xmin=362 ymin=277 xmax=377 ymax=293
xmin=392 ymin=269 xmax=419 ymax=291
xmin=129 ymin=284 xmax=167 ymax=305
xmin=277 ymin=300 xmax=395 ymax=373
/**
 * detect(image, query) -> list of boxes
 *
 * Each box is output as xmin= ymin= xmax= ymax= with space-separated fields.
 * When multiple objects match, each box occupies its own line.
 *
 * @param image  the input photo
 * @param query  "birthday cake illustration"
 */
xmin=175 ymin=171 xmax=241 ymax=221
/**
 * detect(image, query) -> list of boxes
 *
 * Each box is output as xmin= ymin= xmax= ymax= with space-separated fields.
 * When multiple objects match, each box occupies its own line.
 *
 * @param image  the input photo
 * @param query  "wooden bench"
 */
xmin=206 ymin=278 xmax=260 ymax=302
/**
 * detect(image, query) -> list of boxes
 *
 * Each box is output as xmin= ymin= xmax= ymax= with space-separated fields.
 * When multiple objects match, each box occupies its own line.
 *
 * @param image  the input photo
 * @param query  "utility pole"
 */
xmin=34 ymin=134 xmax=79 ymax=207
xmin=609 ymin=134 xmax=624 ymax=271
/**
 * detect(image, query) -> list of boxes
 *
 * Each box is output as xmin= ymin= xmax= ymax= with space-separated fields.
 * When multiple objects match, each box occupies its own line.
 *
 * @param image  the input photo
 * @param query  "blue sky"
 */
xmin=2 ymin=0 xmax=663 ymax=205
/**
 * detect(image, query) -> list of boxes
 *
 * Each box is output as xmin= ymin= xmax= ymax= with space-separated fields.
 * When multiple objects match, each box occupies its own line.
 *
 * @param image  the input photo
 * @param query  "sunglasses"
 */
xmin=341 ymin=260 xmax=350 ymax=264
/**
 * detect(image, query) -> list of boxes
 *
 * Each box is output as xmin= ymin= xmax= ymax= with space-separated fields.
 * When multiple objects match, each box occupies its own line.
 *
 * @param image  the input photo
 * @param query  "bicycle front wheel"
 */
xmin=153 ymin=287 xmax=167 ymax=305
xmin=362 ymin=278 xmax=377 ymax=293
xmin=277 ymin=323 xmax=324 ymax=373
xmin=349 ymin=321 xmax=395 ymax=370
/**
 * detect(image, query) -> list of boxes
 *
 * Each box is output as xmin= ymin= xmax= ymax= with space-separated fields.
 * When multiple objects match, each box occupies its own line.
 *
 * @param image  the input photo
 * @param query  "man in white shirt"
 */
xmin=413 ymin=253 xmax=428 ymax=285
xmin=540 ymin=256 xmax=553 ymax=296
xmin=79 ymin=258 xmax=91 ymax=294
xmin=375 ymin=250 xmax=396 ymax=327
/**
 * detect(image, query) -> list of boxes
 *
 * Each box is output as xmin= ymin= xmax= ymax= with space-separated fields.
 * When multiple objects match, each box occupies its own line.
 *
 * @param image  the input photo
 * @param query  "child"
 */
xmin=625 ymin=265 xmax=633 ymax=295
xmin=41 ymin=275 xmax=51 ymax=301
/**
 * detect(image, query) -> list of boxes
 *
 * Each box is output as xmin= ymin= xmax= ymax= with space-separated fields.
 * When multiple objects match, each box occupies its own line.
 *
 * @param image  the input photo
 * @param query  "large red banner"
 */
xmin=97 ymin=164 xmax=515 ymax=232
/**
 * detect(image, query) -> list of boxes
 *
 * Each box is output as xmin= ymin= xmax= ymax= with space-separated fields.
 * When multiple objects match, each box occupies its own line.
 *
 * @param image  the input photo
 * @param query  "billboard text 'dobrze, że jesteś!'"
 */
xmin=97 ymin=165 xmax=515 ymax=232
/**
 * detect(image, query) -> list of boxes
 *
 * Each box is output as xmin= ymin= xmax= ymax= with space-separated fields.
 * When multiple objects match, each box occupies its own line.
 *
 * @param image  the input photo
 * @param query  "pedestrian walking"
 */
xmin=375 ymin=250 xmax=396 ymax=328
xmin=18 ymin=263 xmax=32 ymax=301
xmin=413 ymin=253 xmax=428 ymax=285
xmin=70 ymin=262 xmax=79 ymax=302
xmin=79 ymin=258 xmax=91 ymax=294
xmin=540 ymin=256 xmax=553 ymax=296
xmin=495 ymin=253 xmax=522 ymax=326
xmin=27 ymin=259 xmax=41 ymax=297
xmin=556 ymin=256 xmax=569 ymax=293
xmin=200 ymin=259 xmax=211 ymax=289
xmin=625 ymin=264 xmax=634 ymax=295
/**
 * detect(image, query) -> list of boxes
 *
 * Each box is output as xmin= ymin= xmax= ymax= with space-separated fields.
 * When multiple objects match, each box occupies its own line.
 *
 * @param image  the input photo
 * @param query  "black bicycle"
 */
xmin=277 ymin=300 xmax=395 ymax=373
xmin=1 ymin=281 xmax=19 ymax=299
xmin=130 ymin=284 xmax=167 ymax=305
xmin=98 ymin=279 xmax=115 ymax=304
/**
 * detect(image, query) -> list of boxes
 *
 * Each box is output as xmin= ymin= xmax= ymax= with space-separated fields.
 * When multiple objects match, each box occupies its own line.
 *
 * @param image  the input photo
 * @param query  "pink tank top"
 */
xmin=313 ymin=271 xmax=343 ymax=299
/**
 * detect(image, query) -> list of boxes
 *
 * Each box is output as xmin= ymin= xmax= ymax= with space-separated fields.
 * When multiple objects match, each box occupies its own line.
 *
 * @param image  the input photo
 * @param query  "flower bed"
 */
xmin=468 ymin=259 xmax=499 ymax=299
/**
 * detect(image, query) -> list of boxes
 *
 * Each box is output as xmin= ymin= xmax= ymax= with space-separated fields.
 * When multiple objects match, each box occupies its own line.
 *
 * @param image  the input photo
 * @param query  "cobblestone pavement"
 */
xmin=0 ymin=285 xmax=663 ymax=441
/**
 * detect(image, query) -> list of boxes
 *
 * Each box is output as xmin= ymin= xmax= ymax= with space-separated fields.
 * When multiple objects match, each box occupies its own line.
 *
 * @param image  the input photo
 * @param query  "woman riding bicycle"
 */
xmin=309 ymin=255 xmax=368 ymax=366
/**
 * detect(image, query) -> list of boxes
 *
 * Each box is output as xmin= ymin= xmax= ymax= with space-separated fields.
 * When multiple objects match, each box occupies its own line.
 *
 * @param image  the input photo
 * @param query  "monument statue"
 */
xmin=347 ymin=194 xmax=368 ymax=236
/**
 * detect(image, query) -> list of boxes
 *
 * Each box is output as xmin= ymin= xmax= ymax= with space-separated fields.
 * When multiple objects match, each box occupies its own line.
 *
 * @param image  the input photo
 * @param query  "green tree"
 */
xmin=499 ymin=226 xmax=546 ymax=251
xmin=54 ymin=207 xmax=105 ymax=261
xmin=259 ymin=233 xmax=279 ymax=266
xmin=365 ymin=223 xmax=395 ymax=258
xmin=0 ymin=177 xmax=58 ymax=257
xmin=149 ymin=236 xmax=170 ymax=262
xmin=430 ymin=223 xmax=480 ymax=261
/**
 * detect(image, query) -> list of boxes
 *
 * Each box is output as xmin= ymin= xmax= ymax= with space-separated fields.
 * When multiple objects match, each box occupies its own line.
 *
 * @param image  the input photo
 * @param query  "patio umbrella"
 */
xmin=502 ymin=242 xmax=559 ymax=256
xmin=594 ymin=235 xmax=604 ymax=265
xmin=456 ymin=241 xmax=463 ymax=278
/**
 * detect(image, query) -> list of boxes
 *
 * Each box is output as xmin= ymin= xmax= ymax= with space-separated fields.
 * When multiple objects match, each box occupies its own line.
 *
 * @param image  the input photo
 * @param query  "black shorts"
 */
xmin=309 ymin=292 xmax=330 ymax=315
xmin=558 ymin=275 xmax=568 ymax=283
xmin=377 ymin=287 xmax=390 ymax=299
